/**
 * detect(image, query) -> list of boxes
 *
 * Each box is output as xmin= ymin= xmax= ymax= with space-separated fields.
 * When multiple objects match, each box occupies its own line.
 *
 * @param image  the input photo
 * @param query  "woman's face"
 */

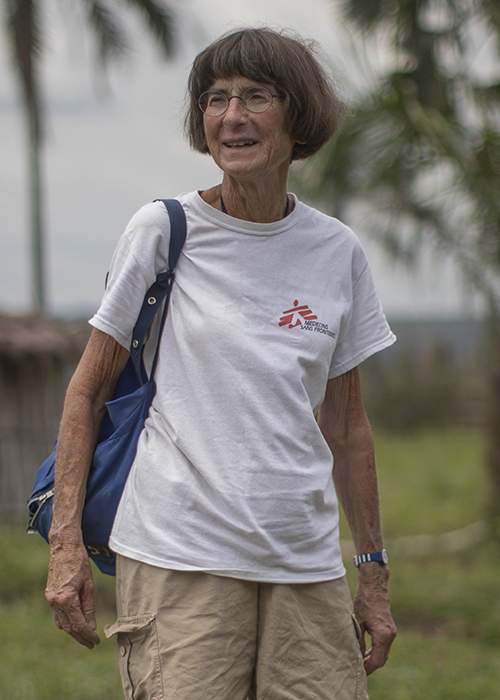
xmin=202 ymin=76 xmax=295 ymax=183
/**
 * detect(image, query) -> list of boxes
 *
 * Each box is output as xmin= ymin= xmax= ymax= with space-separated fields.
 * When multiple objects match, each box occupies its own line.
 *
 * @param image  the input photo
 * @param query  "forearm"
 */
xmin=48 ymin=329 xmax=128 ymax=546
xmin=45 ymin=384 xmax=104 ymax=652
xmin=318 ymin=369 xmax=396 ymax=672
xmin=330 ymin=414 xmax=384 ymax=555
xmin=48 ymin=384 xmax=103 ymax=545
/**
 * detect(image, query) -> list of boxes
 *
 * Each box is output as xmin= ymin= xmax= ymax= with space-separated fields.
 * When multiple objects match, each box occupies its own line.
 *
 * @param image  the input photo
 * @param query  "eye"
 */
xmin=244 ymin=88 xmax=270 ymax=107
xmin=207 ymin=92 xmax=226 ymax=107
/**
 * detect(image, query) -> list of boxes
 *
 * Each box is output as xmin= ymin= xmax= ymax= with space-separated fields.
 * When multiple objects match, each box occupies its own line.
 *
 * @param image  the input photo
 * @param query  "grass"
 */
xmin=368 ymin=630 xmax=500 ymax=700
xmin=0 ymin=597 xmax=121 ymax=700
xmin=1 ymin=427 xmax=498 ymax=699
xmin=373 ymin=427 xmax=487 ymax=536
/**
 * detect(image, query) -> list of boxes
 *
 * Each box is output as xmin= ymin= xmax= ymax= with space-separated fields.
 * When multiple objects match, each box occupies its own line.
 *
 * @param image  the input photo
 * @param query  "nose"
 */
xmin=222 ymin=96 xmax=248 ymax=124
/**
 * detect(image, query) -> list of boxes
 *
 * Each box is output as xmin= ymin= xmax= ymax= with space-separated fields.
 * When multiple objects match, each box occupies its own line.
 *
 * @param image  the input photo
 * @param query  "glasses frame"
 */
xmin=198 ymin=87 xmax=283 ymax=116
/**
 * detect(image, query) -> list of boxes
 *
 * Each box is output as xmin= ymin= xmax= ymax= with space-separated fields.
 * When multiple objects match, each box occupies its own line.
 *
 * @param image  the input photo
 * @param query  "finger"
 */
xmin=80 ymin=578 xmax=100 ymax=646
xmin=364 ymin=650 xmax=383 ymax=675
xmin=353 ymin=617 xmax=366 ymax=657
xmin=63 ymin=600 xmax=100 ymax=647
xmin=363 ymin=635 xmax=394 ymax=675
xmin=80 ymin=576 xmax=97 ymax=629
xmin=53 ymin=607 xmax=69 ymax=631
xmin=46 ymin=582 xmax=99 ymax=647
xmin=69 ymin=629 xmax=97 ymax=649
xmin=53 ymin=608 xmax=95 ymax=649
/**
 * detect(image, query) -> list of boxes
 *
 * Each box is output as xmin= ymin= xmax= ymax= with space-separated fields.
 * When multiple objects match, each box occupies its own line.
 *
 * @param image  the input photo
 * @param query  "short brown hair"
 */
xmin=185 ymin=27 xmax=346 ymax=161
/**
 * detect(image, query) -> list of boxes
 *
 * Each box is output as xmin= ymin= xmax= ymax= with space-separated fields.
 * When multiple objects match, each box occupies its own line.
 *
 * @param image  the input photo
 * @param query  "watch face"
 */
xmin=382 ymin=549 xmax=389 ymax=565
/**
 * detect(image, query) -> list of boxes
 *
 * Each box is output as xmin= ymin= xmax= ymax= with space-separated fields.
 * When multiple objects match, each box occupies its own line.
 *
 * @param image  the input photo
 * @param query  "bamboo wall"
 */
xmin=0 ymin=316 xmax=88 ymax=522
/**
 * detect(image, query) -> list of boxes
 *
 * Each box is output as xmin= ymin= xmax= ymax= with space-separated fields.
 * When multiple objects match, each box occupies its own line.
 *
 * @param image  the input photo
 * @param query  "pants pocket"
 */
xmin=350 ymin=613 xmax=369 ymax=700
xmin=351 ymin=613 xmax=364 ymax=650
xmin=105 ymin=613 xmax=163 ymax=700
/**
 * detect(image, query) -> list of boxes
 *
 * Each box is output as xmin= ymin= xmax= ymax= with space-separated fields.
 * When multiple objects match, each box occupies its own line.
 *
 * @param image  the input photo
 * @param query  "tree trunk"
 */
xmin=485 ymin=303 xmax=500 ymax=539
xmin=28 ymin=107 xmax=45 ymax=316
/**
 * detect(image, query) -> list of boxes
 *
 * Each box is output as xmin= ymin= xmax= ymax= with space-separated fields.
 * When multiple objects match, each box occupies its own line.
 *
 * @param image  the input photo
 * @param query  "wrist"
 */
xmin=353 ymin=547 xmax=389 ymax=568
xmin=48 ymin=524 xmax=84 ymax=547
xmin=357 ymin=561 xmax=390 ymax=575
xmin=357 ymin=562 xmax=390 ymax=587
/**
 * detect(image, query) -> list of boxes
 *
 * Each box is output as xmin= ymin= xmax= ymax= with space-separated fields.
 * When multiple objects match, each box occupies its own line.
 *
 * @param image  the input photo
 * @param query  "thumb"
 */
xmin=81 ymin=576 xmax=99 ymax=640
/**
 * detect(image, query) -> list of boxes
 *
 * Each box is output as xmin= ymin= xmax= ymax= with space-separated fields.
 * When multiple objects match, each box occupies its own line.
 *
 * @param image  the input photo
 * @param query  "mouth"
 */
xmin=222 ymin=140 xmax=258 ymax=150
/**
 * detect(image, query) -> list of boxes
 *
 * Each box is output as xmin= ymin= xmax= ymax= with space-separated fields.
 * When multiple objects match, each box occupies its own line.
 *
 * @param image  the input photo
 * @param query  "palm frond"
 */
xmin=121 ymin=0 xmax=175 ymax=58
xmin=299 ymin=4 xmax=500 ymax=295
xmin=82 ymin=0 xmax=130 ymax=65
xmin=337 ymin=0 xmax=392 ymax=32
xmin=480 ymin=0 xmax=500 ymax=39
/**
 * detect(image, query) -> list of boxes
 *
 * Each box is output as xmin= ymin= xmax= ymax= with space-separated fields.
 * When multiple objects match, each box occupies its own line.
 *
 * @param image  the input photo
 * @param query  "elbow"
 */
xmin=324 ymin=412 xmax=374 ymax=457
xmin=63 ymin=375 xmax=107 ymax=432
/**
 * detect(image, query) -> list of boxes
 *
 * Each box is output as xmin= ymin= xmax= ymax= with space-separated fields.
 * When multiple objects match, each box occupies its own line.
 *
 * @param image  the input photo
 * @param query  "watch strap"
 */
xmin=353 ymin=549 xmax=389 ymax=567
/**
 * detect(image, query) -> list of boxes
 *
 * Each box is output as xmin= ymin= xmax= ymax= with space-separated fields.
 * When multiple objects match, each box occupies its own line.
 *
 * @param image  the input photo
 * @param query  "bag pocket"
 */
xmin=105 ymin=613 xmax=163 ymax=700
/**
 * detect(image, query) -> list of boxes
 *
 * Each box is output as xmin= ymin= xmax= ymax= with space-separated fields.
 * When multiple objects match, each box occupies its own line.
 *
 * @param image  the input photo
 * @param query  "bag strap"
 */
xmin=129 ymin=199 xmax=187 ymax=383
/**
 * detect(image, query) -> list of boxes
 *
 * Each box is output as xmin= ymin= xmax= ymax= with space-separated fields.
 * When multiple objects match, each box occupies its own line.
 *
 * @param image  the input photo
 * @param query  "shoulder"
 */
xmin=297 ymin=199 xmax=361 ymax=247
xmin=123 ymin=193 xmax=195 ymax=244
xmin=108 ymin=200 xmax=173 ymax=277
xmin=296 ymin=199 xmax=368 ymax=277
xmin=124 ymin=200 xmax=171 ymax=236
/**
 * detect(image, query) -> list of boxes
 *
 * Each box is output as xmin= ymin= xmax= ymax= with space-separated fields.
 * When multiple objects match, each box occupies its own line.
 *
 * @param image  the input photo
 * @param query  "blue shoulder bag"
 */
xmin=27 ymin=199 xmax=186 ymax=576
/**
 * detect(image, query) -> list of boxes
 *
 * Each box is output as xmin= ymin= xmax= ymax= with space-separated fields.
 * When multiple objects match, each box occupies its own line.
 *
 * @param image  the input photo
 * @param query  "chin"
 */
xmin=219 ymin=161 xmax=262 ymax=180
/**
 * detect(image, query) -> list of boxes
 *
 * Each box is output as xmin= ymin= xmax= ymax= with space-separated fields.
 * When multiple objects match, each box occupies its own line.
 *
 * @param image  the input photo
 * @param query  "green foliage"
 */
xmin=360 ymin=345 xmax=468 ymax=433
xmin=297 ymin=0 xmax=500 ymax=307
xmin=1 ymin=428 xmax=498 ymax=699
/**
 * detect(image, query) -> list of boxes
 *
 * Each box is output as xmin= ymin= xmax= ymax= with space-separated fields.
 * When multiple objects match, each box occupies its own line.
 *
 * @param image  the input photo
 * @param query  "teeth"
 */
xmin=225 ymin=141 xmax=256 ymax=147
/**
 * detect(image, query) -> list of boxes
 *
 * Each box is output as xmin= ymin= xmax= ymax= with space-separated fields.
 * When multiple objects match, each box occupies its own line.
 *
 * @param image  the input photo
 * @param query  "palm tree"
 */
xmin=3 ymin=0 xmax=175 ymax=315
xmin=298 ymin=0 xmax=500 ymax=532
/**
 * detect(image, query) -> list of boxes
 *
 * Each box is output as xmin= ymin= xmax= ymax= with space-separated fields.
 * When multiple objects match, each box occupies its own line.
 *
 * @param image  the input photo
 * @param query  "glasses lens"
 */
xmin=199 ymin=92 xmax=228 ymax=115
xmin=242 ymin=88 xmax=273 ymax=113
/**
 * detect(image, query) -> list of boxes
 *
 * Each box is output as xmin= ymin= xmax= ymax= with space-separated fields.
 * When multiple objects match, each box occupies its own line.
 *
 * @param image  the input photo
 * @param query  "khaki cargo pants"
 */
xmin=105 ymin=555 xmax=368 ymax=700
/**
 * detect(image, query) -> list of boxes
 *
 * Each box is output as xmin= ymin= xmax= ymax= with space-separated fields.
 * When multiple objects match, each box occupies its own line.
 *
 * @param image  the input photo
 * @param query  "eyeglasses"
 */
xmin=198 ymin=87 xmax=282 ymax=116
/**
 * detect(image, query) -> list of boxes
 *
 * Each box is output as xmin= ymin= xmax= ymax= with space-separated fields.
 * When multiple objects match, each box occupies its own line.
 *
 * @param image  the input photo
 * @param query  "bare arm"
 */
xmin=317 ymin=367 xmax=397 ymax=674
xmin=44 ymin=329 xmax=129 ymax=648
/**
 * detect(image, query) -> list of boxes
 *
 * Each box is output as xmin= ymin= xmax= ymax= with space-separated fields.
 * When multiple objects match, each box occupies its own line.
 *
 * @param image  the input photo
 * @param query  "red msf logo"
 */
xmin=279 ymin=299 xmax=318 ymax=329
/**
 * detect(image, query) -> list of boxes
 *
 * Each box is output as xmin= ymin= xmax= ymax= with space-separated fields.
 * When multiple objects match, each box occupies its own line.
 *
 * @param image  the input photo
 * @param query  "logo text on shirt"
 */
xmin=278 ymin=299 xmax=335 ymax=338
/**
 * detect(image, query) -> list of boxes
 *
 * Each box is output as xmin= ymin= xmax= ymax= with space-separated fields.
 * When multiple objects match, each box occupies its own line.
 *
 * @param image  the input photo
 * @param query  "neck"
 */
xmin=201 ymin=172 xmax=291 ymax=223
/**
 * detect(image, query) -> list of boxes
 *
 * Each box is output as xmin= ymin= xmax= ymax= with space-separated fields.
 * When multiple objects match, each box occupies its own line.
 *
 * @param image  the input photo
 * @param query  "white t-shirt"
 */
xmin=89 ymin=190 xmax=396 ymax=583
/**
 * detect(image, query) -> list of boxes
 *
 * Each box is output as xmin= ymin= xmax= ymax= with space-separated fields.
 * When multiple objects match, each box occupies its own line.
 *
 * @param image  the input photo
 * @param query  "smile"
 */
xmin=222 ymin=141 xmax=258 ymax=148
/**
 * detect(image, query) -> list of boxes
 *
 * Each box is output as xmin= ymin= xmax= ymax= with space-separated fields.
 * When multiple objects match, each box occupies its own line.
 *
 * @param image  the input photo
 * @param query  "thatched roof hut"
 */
xmin=0 ymin=314 xmax=89 ymax=357
xmin=0 ymin=315 xmax=89 ymax=520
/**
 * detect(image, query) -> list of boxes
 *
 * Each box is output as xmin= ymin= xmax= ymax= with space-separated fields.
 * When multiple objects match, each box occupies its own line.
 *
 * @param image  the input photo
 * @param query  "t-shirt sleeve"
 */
xmin=88 ymin=201 xmax=171 ymax=350
xmin=328 ymin=245 xmax=396 ymax=379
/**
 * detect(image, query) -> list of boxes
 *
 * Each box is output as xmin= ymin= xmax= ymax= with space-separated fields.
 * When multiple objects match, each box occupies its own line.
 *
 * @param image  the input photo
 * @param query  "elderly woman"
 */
xmin=45 ymin=27 xmax=397 ymax=700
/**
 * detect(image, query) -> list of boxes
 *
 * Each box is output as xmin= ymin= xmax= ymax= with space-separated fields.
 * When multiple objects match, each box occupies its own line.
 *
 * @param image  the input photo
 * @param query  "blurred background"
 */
xmin=1 ymin=1 xmax=499 ymax=698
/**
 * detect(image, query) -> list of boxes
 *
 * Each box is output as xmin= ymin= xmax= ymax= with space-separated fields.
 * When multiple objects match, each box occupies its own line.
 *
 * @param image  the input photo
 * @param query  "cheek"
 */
xmin=266 ymin=115 xmax=294 ymax=159
xmin=203 ymin=118 xmax=218 ymax=152
xmin=267 ymin=131 xmax=294 ymax=161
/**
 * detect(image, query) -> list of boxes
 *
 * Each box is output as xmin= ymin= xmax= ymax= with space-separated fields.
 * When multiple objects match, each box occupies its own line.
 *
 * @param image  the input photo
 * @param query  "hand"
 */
xmin=353 ymin=565 xmax=397 ymax=675
xmin=45 ymin=542 xmax=100 ymax=649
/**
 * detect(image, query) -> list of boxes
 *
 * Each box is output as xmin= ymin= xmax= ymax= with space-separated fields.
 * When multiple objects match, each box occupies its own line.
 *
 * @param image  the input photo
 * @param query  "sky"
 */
xmin=0 ymin=0 xmax=486 ymax=319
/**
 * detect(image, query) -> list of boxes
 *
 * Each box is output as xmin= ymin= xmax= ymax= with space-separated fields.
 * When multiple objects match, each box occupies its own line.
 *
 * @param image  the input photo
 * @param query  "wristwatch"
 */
xmin=353 ymin=548 xmax=389 ymax=568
